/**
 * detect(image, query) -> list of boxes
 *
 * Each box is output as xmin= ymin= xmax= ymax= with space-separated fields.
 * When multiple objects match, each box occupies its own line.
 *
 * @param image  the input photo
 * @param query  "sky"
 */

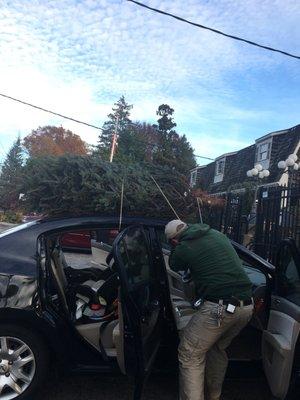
xmin=0 ymin=0 xmax=299 ymax=165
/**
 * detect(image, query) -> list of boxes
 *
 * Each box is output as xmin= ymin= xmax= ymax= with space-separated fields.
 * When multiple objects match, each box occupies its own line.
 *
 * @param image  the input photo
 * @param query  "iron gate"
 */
xmin=254 ymin=182 xmax=300 ymax=264
xmin=203 ymin=192 xmax=247 ymax=244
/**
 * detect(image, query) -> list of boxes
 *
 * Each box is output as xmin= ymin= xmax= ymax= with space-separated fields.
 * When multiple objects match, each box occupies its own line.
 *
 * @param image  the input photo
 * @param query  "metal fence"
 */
xmin=222 ymin=193 xmax=248 ymax=243
xmin=254 ymin=182 xmax=300 ymax=264
xmin=203 ymin=177 xmax=300 ymax=262
xmin=203 ymin=192 xmax=248 ymax=244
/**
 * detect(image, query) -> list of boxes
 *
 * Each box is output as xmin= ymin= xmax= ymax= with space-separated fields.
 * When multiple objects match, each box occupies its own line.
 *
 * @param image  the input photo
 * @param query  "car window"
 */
xmin=119 ymin=228 xmax=150 ymax=285
xmin=243 ymin=263 xmax=266 ymax=287
xmin=0 ymin=221 xmax=37 ymax=238
xmin=278 ymin=245 xmax=300 ymax=306
xmin=57 ymin=227 xmax=119 ymax=271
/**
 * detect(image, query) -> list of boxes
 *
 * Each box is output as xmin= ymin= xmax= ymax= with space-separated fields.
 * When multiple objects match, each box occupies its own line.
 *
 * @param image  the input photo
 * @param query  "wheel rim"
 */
xmin=0 ymin=336 xmax=36 ymax=399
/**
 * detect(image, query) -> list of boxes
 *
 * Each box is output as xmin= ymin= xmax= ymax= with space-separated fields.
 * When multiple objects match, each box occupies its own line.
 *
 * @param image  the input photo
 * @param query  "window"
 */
xmin=216 ymin=159 xmax=225 ymax=175
xmin=255 ymin=140 xmax=272 ymax=169
xmin=190 ymin=170 xmax=197 ymax=187
xmin=277 ymin=244 xmax=300 ymax=306
xmin=214 ymin=157 xmax=226 ymax=183
xmin=120 ymin=228 xmax=151 ymax=285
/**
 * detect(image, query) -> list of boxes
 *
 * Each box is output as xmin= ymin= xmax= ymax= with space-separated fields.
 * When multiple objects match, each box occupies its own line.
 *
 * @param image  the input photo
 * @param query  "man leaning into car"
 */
xmin=165 ymin=220 xmax=254 ymax=400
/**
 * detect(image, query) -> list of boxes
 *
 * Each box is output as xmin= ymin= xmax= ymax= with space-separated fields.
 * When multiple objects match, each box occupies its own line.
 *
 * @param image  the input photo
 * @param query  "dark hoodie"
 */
xmin=169 ymin=224 xmax=252 ymax=301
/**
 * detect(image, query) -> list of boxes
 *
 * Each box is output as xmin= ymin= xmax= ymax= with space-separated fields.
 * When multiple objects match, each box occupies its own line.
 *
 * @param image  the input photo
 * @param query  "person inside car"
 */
xmin=165 ymin=219 xmax=254 ymax=400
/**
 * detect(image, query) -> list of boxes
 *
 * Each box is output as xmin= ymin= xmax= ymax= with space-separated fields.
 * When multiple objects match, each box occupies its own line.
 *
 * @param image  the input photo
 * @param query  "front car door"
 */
xmin=262 ymin=239 xmax=300 ymax=399
xmin=110 ymin=225 xmax=164 ymax=400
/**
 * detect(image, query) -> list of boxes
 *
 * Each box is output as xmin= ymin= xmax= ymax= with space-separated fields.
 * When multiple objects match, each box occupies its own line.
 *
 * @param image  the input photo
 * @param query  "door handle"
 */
xmin=274 ymin=298 xmax=281 ymax=306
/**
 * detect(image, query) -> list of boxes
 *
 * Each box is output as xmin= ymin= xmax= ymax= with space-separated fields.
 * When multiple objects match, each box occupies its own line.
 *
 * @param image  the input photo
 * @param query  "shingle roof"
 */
xmin=268 ymin=125 xmax=300 ymax=182
xmin=194 ymin=124 xmax=300 ymax=194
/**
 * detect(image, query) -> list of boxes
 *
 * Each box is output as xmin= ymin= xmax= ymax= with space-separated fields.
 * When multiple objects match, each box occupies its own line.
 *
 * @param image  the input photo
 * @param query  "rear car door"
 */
xmin=110 ymin=225 xmax=164 ymax=400
xmin=262 ymin=239 xmax=300 ymax=399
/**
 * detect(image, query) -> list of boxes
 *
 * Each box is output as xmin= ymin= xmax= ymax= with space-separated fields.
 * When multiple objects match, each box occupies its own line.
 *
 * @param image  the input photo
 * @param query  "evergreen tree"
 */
xmin=0 ymin=137 xmax=24 ymax=211
xmin=117 ymin=122 xmax=158 ymax=163
xmin=96 ymin=99 xmax=196 ymax=173
xmin=153 ymin=104 xmax=196 ymax=174
xmin=97 ymin=96 xmax=133 ymax=159
xmin=21 ymin=154 xmax=194 ymax=220
xmin=156 ymin=104 xmax=177 ymax=133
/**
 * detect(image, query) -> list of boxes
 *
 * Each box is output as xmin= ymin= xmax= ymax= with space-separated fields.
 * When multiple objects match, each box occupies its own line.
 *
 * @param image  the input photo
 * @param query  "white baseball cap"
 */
xmin=165 ymin=220 xmax=187 ymax=241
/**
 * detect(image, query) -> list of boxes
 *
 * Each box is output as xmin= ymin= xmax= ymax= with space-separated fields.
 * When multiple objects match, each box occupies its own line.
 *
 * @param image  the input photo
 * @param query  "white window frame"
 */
xmin=214 ymin=157 xmax=226 ymax=183
xmin=190 ymin=170 xmax=197 ymax=187
xmin=255 ymin=139 xmax=272 ymax=169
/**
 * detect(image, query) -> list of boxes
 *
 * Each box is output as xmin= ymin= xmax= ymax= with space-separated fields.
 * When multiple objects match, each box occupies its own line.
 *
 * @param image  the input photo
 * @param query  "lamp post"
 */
xmin=278 ymin=154 xmax=299 ymax=172
xmin=277 ymin=154 xmax=299 ymax=188
xmin=245 ymin=164 xmax=270 ymax=218
xmin=246 ymin=164 xmax=270 ymax=180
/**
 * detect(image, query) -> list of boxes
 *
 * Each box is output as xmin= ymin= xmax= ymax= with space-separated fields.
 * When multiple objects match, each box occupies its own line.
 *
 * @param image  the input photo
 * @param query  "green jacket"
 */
xmin=169 ymin=224 xmax=252 ymax=301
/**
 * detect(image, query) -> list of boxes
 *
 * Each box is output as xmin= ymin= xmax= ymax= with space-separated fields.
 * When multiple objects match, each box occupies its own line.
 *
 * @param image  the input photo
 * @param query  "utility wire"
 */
xmin=0 ymin=92 xmax=104 ymax=131
xmin=195 ymin=155 xmax=214 ymax=160
xmin=0 ymin=92 xmax=214 ymax=160
xmin=127 ymin=0 xmax=300 ymax=60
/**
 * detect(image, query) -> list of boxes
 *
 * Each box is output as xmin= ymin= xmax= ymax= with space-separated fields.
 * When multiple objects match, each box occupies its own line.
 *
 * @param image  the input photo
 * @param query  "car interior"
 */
xmin=43 ymin=228 xmax=127 ymax=372
xmin=44 ymin=226 xmax=271 ymax=371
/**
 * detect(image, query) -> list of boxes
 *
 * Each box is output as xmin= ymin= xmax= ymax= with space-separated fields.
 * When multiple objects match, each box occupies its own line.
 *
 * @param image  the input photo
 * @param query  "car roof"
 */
xmin=0 ymin=216 xmax=167 ymax=277
xmin=0 ymin=216 xmax=167 ymax=238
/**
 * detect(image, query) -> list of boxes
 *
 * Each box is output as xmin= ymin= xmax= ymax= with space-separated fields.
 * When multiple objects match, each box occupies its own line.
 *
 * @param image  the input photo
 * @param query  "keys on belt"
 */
xmin=205 ymin=297 xmax=253 ymax=307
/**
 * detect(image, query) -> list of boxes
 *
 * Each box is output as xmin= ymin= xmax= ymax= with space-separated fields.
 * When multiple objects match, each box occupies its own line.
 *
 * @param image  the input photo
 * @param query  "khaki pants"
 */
xmin=178 ymin=301 xmax=254 ymax=400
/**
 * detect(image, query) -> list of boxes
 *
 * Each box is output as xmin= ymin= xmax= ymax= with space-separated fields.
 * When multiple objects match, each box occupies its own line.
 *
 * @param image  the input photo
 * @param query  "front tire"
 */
xmin=0 ymin=324 xmax=49 ymax=400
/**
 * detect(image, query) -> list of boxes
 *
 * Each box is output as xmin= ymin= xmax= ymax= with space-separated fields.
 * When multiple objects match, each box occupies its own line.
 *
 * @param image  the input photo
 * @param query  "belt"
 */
xmin=205 ymin=298 xmax=253 ymax=307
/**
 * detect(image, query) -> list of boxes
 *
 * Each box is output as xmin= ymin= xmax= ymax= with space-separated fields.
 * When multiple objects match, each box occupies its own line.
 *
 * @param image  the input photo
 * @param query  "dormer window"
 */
xmin=216 ymin=159 xmax=225 ymax=174
xmin=256 ymin=139 xmax=272 ymax=169
xmin=190 ymin=170 xmax=197 ymax=187
xmin=214 ymin=157 xmax=225 ymax=183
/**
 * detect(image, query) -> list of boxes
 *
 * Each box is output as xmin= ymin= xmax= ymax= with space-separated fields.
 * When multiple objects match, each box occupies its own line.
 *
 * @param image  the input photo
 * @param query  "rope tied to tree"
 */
xmin=150 ymin=175 xmax=180 ymax=220
xmin=196 ymin=197 xmax=203 ymax=224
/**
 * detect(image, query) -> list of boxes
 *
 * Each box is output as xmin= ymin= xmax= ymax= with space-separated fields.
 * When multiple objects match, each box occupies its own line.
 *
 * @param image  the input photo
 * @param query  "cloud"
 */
xmin=0 ymin=0 xmax=299 ymax=159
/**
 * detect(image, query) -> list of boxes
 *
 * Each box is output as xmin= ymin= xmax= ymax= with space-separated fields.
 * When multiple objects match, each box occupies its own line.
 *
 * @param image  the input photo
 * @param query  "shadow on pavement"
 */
xmin=38 ymin=369 xmax=271 ymax=400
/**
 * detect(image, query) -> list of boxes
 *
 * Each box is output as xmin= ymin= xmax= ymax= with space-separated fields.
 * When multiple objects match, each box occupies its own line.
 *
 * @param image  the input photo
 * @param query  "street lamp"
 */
xmin=246 ymin=164 xmax=270 ymax=180
xmin=277 ymin=154 xmax=299 ymax=172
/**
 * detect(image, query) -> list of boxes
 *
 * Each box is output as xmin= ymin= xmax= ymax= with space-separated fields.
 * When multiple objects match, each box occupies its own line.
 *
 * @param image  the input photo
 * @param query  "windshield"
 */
xmin=0 ymin=221 xmax=38 ymax=239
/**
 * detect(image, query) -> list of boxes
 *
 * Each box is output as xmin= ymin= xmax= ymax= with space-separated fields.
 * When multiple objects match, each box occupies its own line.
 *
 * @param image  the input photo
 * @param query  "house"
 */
xmin=190 ymin=124 xmax=300 ymax=194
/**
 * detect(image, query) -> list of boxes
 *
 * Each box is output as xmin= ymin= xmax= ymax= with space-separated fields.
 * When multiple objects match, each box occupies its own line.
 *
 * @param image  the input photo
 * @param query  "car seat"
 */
xmin=49 ymin=245 xmax=117 ymax=322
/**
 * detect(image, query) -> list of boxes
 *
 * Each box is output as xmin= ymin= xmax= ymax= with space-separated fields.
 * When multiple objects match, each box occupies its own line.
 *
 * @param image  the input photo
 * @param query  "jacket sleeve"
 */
xmin=169 ymin=245 xmax=188 ymax=272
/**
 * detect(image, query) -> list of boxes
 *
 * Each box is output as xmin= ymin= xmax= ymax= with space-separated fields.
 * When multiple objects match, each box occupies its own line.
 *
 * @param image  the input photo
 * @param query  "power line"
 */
xmin=0 ymin=141 xmax=7 ymax=158
xmin=0 ymin=92 xmax=214 ymax=160
xmin=127 ymin=0 xmax=300 ymax=60
xmin=195 ymin=155 xmax=214 ymax=161
xmin=0 ymin=93 xmax=104 ymax=131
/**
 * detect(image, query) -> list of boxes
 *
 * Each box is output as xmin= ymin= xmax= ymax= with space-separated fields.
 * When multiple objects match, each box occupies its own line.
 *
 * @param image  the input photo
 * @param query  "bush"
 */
xmin=0 ymin=211 xmax=23 ymax=224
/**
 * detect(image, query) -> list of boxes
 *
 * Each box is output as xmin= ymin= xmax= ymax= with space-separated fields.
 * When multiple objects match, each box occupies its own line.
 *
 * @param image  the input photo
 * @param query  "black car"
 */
xmin=0 ymin=216 xmax=299 ymax=400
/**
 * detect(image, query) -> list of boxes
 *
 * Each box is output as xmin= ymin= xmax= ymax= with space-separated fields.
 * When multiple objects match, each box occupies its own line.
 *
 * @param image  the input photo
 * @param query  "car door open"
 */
xmin=262 ymin=239 xmax=300 ymax=399
xmin=110 ymin=225 xmax=164 ymax=400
